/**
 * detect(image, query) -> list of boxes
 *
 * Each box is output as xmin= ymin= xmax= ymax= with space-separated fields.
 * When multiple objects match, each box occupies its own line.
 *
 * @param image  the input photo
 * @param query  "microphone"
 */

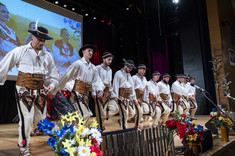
xmin=190 ymin=83 xmax=205 ymax=92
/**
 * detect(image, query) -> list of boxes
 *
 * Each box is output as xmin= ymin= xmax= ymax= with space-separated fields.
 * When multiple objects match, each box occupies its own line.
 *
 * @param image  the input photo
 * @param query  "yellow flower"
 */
xmin=90 ymin=152 xmax=97 ymax=156
xmin=65 ymin=146 xmax=76 ymax=156
xmin=85 ymin=139 xmax=92 ymax=146
xmin=192 ymin=121 xmax=197 ymax=126
xmin=90 ymin=118 xmax=99 ymax=128
xmin=62 ymin=139 xmax=71 ymax=148
xmin=78 ymin=138 xmax=85 ymax=146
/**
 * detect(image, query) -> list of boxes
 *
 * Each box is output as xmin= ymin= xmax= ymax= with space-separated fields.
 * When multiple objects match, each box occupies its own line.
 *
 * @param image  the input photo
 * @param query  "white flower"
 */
xmin=70 ymin=139 xmax=76 ymax=145
xmin=96 ymin=137 xmax=103 ymax=145
xmin=212 ymin=112 xmax=217 ymax=116
xmin=219 ymin=117 xmax=223 ymax=121
xmin=89 ymin=128 xmax=101 ymax=140
xmin=81 ymin=128 xmax=90 ymax=137
xmin=186 ymin=112 xmax=190 ymax=116
xmin=210 ymin=112 xmax=213 ymax=116
xmin=77 ymin=145 xmax=91 ymax=156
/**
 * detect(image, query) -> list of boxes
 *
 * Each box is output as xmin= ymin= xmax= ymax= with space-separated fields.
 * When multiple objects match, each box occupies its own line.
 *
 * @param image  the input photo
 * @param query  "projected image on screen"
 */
xmin=0 ymin=0 xmax=82 ymax=77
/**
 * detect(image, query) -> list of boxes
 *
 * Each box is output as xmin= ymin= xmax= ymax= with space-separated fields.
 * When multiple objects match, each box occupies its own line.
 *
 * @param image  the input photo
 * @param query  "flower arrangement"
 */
xmin=165 ymin=112 xmax=205 ymax=145
xmin=37 ymin=112 xmax=103 ymax=156
xmin=210 ymin=108 xmax=233 ymax=129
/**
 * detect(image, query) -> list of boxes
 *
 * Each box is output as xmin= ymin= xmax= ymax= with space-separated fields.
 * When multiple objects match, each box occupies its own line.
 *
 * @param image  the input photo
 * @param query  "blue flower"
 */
xmin=76 ymin=22 xmax=81 ymax=28
xmin=63 ymin=124 xmax=70 ymax=131
xmin=68 ymin=19 xmax=72 ymax=24
xmin=64 ymin=18 xmax=67 ymax=23
xmin=45 ymin=122 xmax=55 ymax=130
xmin=212 ymin=108 xmax=217 ymax=112
xmin=194 ymin=128 xmax=199 ymax=132
xmin=63 ymin=124 xmax=74 ymax=134
xmin=197 ymin=125 xmax=204 ymax=131
xmin=46 ymin=130 xmax=52 ymax=135
xmin=186 ymin=120 xmax=191 ymax=123
xmin=37 ymin=122 xmax=44 ymax=132
xmin=56 ymin=129 xmax=66 ymax=138
xmin=61 ymin=148 xmax=69 ymax=156
xmin=47 ymin=137 xmax=57 ymax=148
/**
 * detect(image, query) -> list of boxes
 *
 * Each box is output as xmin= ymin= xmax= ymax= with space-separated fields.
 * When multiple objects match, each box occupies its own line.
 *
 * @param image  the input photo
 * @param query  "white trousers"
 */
xmin=16 ymin=85 xmax=47 ymax=147
xmin=70 ymin=91 xmax=93 ymax=127
xmin=118 ymin=99 xmax=136 ymax=129
xmin=159 ymin=102 xmax=171 ymax=124
xmin=142 ymin=102 xmax=161 ymax=126
xmin=189 ymin=99 xmax=198 ymax=117
xmin=95 ymin=97 xmax=119 ymax=129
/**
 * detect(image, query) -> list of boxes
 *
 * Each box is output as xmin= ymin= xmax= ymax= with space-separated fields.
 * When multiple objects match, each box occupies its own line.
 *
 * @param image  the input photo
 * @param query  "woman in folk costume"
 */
xmin=47 ymin=69 xmax=75 ymax=121
xmin=0 ymin=2 xmax=21 ymax=59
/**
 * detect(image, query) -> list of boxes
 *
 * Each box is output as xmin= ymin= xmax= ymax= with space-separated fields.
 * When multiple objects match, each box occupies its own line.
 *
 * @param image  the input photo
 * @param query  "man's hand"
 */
xmin=47 ymin=86 xmax=55 ymax=99
xmin=97 ymin=91 xmax=103 ymax=99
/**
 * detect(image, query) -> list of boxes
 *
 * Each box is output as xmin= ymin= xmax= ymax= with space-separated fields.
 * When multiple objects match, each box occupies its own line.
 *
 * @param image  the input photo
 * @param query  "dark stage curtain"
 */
xmin=0 ymin=81 xmax=17 ymax=123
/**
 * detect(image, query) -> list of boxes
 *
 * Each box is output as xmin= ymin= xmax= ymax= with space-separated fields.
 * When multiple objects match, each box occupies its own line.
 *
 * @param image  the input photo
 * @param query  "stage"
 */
xmin=0 ymin=115 xmax=235 ymax=156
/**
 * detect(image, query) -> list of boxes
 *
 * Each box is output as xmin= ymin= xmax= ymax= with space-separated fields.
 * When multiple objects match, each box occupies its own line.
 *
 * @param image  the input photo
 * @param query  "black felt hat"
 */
xmin=162 ymin=73 xmax=171 ymax=78
xmin=123 ymin=59 xmax=136 ymax=69
xmin=152 ymin=71 xmax=161 ymax=76
xmin=79 ymin=44 xmax=97 ymax=57
xmin=102 ymin=52 xmax=114 ymax=58
xmin=137 ymin=64 xmax=148 ymax=70
xmin=28 ymin=27 xmax=53 ymax=40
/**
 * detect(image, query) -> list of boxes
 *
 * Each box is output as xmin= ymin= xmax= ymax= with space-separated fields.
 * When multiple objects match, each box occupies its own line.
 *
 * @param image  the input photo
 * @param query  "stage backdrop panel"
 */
xmin=0 ymin=0 xmax=83 ymax=78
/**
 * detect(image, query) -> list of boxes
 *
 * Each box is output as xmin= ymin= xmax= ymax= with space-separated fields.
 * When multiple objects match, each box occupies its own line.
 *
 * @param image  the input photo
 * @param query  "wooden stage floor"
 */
xmin=0 ymin=115 xmax=234 ymax=156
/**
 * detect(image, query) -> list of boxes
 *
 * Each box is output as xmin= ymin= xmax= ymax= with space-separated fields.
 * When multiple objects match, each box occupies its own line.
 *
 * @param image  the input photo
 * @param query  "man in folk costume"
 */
xmin=131 ymin=64 xmax=148 ymax=126
xmin=187 ymin=77 xmax=198 ymax=120
xmin=171 ymin=74 xmax=189 ymax=114
xmin=52 ymin=44 xmax=104 ymax=125
xmin=112 ymin=59 xmax=138 ymax=129
xmin=0 ymin=26 xmax=58 ymax=148
xmin=181 ymin=75 xmax=191 ymax=114
xmin=145 ymin=71 xmax=162 ymax=126
xmin=157 ymin=73 xmax=172 ymax=124
xmin=95 ymin=52 xmax=119 ymax=130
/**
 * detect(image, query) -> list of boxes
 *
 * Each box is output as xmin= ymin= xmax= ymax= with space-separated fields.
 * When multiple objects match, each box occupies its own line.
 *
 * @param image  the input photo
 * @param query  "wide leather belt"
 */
xmin=149 ymin=93 xmax=156 ymax=102
xmin=119 ymin=88 xmax=132 ymax=99
xmin=16 ymin=71 xmax=44 ymax=90
xmin=172 ymin=92 xmax=182 ymax=101
xmin=160 ymin=93 xmax=168 ymax=100
xmin=103 ymin=84 xmax=111 ymax=95
xmin=135 ymin=89 xmax=145 ymax=99
xmin=73 ymin=80 xmax=92 ymax=95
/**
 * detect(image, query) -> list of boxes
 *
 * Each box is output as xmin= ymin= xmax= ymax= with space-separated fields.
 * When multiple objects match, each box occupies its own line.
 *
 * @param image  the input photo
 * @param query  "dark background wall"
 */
xmin=0 ymin=0 xmax=217 ymax=123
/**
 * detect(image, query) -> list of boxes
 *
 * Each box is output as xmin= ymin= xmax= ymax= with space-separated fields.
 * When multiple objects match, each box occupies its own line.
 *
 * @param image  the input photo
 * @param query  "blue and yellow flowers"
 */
xmin=38 ymin=111 xmax=103 ymax=156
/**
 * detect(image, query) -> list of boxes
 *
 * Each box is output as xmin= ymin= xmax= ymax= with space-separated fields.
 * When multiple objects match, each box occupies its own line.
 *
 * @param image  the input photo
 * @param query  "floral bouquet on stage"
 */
xmin=210 ymin=108 xmax=233 ymax=129
xmin=210 ymin=108 xmax=234 ymax=142
xmin=37 ymin=112 xmax=103 ymax=156
xmin=165 ymin=111 xmax=205 ymax=155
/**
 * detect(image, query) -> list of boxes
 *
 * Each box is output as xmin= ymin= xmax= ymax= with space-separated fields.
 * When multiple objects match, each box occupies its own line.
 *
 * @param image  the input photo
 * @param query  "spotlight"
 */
xmin=63 ymin=4 xmax=67 ymax=7
xmin=93 ymin=17 xmax=96 ymax=20
xmin=55 ymin=1 xmax=59 ymax=4
xmin=85 ymin=13 xmax=88 ymax=16
xmin=72 ymin=8 xmax=75 ymax=11
xmin=126 ymin=7 xmax=129 ymax=11
xmin=172 ymin=0 xmax=179 ymax=4
xmin=101 ymin=20 xmax=105 ymax=23
xmin=108 ymin=22 xmax=111 ymax=26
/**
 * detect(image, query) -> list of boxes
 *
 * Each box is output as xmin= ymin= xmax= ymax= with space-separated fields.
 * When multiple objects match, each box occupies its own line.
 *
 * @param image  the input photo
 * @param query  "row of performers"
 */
xmin=0 ymin=26 xmax=197 ymax=148
xmin=48 ymin=56 xmax=198 ymax=131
